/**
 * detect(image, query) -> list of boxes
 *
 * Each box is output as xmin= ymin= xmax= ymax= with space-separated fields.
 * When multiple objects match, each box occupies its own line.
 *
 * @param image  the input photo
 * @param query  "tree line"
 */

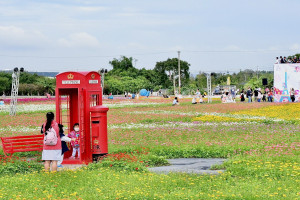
xmin=0 ymin=72 xmax=55 ymax=96
xmin=1 ymin=54 xmax=284 ymax=96
xmin=104 ymin=56 xmax=274 ymax=95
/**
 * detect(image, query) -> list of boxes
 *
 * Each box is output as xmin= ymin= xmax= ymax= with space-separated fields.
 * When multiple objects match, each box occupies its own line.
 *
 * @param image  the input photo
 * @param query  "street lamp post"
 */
xmin=10 ymin=67 xmax=24 ymax=116
xmin=99 ymin=68 xmax=108 ymax=98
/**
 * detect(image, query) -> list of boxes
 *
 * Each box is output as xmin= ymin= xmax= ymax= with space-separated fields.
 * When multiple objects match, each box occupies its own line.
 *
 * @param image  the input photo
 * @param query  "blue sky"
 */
xmin=0 ymin=0 xmax=299 ymax=74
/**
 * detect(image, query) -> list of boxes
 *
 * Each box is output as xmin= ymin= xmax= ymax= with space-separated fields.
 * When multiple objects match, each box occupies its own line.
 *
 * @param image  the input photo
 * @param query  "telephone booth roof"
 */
xmin=56 ymin=71 xmax=101 ymax=89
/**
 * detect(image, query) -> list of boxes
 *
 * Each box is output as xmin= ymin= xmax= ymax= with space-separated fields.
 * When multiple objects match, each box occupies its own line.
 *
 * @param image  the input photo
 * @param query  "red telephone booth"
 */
xmin=55 ymin=71 xmax=109 ymax=164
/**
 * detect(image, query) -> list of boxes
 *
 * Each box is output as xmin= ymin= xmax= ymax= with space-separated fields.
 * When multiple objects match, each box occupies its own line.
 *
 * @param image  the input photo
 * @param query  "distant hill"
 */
xmin=0 ymin=70 xmax=59 ymax=77
xmin=27 ymin=72 xmax=59 ymax=77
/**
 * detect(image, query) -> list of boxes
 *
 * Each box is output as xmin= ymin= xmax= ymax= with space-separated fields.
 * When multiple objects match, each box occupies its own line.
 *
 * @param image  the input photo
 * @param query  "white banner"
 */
xmin=274 ymin=64 xmax=300 ymax=102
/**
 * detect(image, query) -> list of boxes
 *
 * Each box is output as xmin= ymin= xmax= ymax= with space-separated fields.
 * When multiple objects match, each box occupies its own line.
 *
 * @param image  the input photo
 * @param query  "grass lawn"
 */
xmin=0 ymin=98 xmax=299 ymax=199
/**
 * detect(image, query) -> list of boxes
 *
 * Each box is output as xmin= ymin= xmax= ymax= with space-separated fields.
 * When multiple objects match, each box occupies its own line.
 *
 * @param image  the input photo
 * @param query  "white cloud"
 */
xmin=77 ymin=6 xmax=108 ymax=12
xmin=0 ymin=26 xmax=48 ymax=48
xmin=169 ymin=46 xmax=183 ymax=52
xmin=58 ymin=32 xmax=100 ymax=48
xmin=224 ymin=45 xmax=241 ymax=51
xmin=289 ymin=44 xmax=300 ymax=51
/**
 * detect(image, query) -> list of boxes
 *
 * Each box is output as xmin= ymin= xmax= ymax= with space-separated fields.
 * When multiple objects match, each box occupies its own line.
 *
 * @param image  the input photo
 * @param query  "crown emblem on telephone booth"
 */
xmin=67 ymin=73 xmax=74 ymax=79
xmin=91 ymin=74 xmax=95 ymax=79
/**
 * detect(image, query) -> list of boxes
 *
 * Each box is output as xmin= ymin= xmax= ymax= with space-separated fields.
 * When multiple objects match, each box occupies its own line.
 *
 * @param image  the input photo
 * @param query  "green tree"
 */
xmin=154 ymin=58 xmax=191 ymax=88
xmin=37 ymin=78 xmax=56 ymax=95
xmin=195 ymin=73 xmax=207 ymax=90
xmin=109 ymin=56 xmax=136 ymax=72
xmin=19 ymin=72 xmax=39 ymax=84
xmin=138 ymin=68 xmax=160 ymax=88
xmin=0 ymin=77 xmax=10 ymax=94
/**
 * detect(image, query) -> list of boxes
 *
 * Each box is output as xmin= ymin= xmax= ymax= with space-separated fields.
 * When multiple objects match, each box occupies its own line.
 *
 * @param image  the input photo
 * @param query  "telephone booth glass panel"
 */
xmin=89 ymin=93 xmax=100 ymax=107
xmin=59 ymin=95 xmax=70 ymax=134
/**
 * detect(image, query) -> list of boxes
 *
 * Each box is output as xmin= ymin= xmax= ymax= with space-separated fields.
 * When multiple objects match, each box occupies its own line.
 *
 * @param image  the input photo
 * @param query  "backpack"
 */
xmin=44 ymin=127 xmax=58 ymax=146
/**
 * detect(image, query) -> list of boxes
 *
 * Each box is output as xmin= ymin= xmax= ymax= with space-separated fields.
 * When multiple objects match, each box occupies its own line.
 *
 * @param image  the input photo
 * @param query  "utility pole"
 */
xmin=178 ymin=51 xmax=181 ymax=95
xmin=173 ymin=72 xmax=176 ymax=95
xmin=206 ymin=73 xmax=212 ymax=103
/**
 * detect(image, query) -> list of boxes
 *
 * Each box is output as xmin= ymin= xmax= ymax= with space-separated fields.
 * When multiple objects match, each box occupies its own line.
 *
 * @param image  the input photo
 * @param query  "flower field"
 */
xmin=0 ymin=98 xmax=299 ymax=199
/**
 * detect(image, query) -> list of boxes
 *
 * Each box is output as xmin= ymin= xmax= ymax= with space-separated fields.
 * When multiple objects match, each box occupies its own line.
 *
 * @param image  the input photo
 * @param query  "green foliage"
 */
xmin=194 ymin=70 xmax=274 ymax=92
xmin=36 ymin=77 xmax=56 ymax=95
xmin=19 ymin=72 xmax=39 ymax=84
xmin=154 ymin=58 xmax=191 ymax=88
xmin=181 ymin=83 xmax=198 ymax=95
xmin=86 ymin=150 xmax=168 ymax=172
xmin=105 ymin=56 xmax=161 ymax=94
xmin=19 ymin=83 xmax=41 ymax=96
xmin=0 ymin=77 xmax=10 ymax=93
xmin=151 ymin=146 xmax=233 ymax=158
xmin=109 ymin=56 xmax=135 ymax=71
xmin=0 ymin=157 xmax=43 ymax=175
xmin=0 ymin=71 xmax=56 ymax=95
xmin=244 ymin=74 xmax=274 ymax=90
xmin=105 ymin=76 xmax=152 ymax=94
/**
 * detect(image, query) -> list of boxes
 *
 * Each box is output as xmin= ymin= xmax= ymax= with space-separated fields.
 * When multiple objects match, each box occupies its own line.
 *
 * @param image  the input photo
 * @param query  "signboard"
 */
xmin=274 ymin=64 xmax=300 ymax=102
xmin=89 ymin=80 xmax=98 ymax=84
xmin=62 ymin=80 xmax=80 ymax=84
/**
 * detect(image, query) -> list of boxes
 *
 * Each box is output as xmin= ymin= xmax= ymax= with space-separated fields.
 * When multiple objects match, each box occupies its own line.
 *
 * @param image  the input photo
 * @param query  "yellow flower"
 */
xmin=233 ymin=103 xmax=300 ymax=121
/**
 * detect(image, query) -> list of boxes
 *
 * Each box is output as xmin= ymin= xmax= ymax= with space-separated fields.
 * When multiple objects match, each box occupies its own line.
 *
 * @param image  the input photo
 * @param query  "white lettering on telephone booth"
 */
xmin=62 ymin=80 xmax=80 ymax=84
xmin=89 ymin=80 xmax=99 ymax=84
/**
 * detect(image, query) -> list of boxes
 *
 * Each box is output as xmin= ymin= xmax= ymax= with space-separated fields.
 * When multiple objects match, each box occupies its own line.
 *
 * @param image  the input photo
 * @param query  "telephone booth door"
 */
xmin=56 ymin=88 xmax=90 ymax=164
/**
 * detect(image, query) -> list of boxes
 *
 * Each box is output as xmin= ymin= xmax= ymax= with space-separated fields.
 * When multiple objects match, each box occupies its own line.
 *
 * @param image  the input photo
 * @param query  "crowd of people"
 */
xmin=240 ymin=87 xmax=268 ymax=103
xmin=172 ymin=89 xmax=205 ymax=105
xmin=240 ymin=87 xmax=296 ymax=103
xmin=275 ymin=56 xmax=300 ymax=64
xmin=221 ymin=88 xmax=237 ymax=103
xmin=171 ymin=86 xmax=297 ymax=105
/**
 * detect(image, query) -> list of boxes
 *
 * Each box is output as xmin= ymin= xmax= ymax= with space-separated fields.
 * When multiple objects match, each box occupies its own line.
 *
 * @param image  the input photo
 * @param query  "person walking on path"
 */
xmin=41 ymin=112 xmax=61 ymax=172
xmin=254 ymin=89 xmax=258 ymax=102
xmin=268 ymin=90 xmax=273 ymax=102
xmin=257 ymin=91 xmax=263 ymax=102
xmin=246 ymin=87 xmax=252 ymax=103
xmin=240 ymin=89 xmax=245 ymax=102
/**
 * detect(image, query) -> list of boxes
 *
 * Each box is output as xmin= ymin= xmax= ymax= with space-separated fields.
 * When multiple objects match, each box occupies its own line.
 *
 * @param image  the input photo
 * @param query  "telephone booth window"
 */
xmin=59 ymin=95 xmax=70 ymax=134
xmin=90 ymin=94 xmax=100 ymax=107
